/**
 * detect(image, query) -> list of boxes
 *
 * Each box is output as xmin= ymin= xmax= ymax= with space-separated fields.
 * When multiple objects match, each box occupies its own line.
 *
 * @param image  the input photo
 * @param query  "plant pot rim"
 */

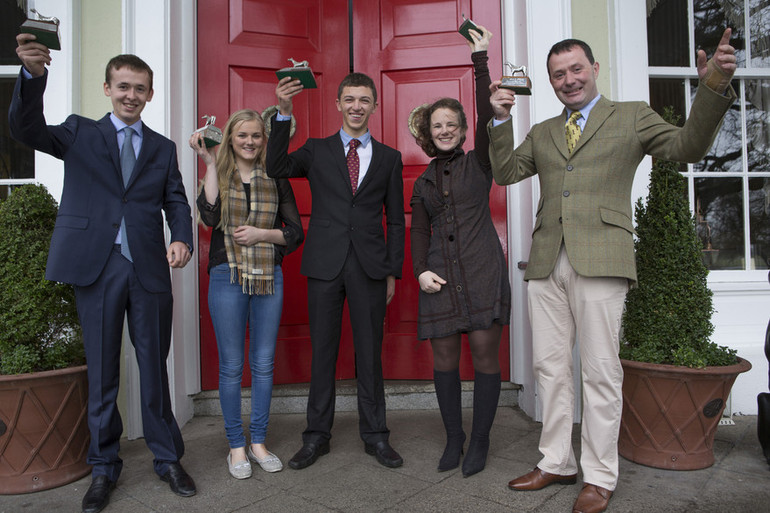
xmin=0 ymin=364 xmax=88 ymax=383
xmin=620 ymin=356 xmax=751 ymax=376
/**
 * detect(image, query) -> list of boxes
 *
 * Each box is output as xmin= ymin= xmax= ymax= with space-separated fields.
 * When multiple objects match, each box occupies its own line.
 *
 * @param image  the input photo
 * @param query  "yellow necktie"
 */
xmin=566 ymin=111 xmax=582 ymax=154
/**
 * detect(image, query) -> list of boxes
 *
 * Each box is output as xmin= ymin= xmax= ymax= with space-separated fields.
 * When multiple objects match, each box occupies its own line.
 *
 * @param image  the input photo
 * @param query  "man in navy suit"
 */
xmin=267 ymin=73 xmax=405 ymax=470
xmin=10 ymin=35 xmax=195 ymax=513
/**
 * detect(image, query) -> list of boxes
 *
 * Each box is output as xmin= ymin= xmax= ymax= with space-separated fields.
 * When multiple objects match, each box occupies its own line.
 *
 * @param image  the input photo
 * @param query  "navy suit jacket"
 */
xmin=265 ymin=117 xmax=405 ymax=281
xmin=8 ymin=70 xmax=193 ymax=293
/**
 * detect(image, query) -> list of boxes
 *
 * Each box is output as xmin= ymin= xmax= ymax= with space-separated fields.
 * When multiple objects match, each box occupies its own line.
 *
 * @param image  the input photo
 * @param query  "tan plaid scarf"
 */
xmin=223 ymin=165 xmax=279 ymax=295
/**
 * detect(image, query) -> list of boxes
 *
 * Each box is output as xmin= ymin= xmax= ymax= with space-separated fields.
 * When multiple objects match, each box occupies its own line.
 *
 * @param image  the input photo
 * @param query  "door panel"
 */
xmin=197 ymin=0 xmax=349 ymax=389
xmin=354 ymin=0 xmax=509 ymax=381
xmin=198 ymin=0 xmax=507 ymax=388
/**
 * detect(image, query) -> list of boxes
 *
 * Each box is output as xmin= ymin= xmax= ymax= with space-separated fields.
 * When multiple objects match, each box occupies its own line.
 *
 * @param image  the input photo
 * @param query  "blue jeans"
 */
xmin=208 ymin=263 xmax=283 ymax=448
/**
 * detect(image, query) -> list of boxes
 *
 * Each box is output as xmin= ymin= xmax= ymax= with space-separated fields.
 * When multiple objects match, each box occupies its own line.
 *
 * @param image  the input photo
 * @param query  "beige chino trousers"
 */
xmin=527 ymin=244 xmax=628 ymax=490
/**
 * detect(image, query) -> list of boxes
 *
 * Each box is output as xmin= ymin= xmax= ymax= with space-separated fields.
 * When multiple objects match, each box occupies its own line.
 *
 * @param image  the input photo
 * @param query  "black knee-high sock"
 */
xmin=434 ymin=368 xmax=466 ymax=471
xmin=462 ymin=370 xmax=500 ymax=477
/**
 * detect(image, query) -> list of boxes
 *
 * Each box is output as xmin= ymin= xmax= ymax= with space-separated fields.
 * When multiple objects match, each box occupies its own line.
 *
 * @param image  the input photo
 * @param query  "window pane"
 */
xmin=746 ymin=79 xmax=770 ymax=172
xmin=0 ymin=78 xmax=34 ymax=180
xmin=694 ymin=0 xmax=747 ymax=68
xmin=692 ymin=81 xmax=743 ymax=173
xmin=650 ymin=78 xmax=688 ymax=123
xmin=695 ymin=177 xmax=744 ymax=269
xmin=749 ymin=177 xmax=770 ymax=268
xmin=749 ymin=0 xmax=770 ymax=67
xmin=0 ymin=1 xmax=26 ymax=66
xmin=648 ymin=0 xmax=689 ymax=66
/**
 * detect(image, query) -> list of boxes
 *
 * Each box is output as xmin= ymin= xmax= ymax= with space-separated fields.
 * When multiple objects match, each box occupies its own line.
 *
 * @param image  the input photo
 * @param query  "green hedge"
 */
xmin=0 ymin=184 xmax=83 ymax=374
xmin=620 ymin=107 xmax=736 ymax=368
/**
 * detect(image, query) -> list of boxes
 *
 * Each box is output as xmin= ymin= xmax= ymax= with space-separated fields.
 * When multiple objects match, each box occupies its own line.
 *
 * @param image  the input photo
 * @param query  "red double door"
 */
xmin=197 ymin=0 xmax=509 ymax=389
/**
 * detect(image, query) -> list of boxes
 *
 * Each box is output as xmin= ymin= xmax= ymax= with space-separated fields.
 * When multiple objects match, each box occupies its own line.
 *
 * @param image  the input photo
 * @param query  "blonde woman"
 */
xmin=190 ymin=109 xmax=303 ymax=479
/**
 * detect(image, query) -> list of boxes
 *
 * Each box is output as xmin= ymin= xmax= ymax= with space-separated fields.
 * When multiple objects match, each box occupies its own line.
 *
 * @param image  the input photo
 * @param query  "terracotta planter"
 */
xmin=619 ymin=357 xmax=751 ymax=470
xmin=0 ymin=365 xmax=90 ymax=494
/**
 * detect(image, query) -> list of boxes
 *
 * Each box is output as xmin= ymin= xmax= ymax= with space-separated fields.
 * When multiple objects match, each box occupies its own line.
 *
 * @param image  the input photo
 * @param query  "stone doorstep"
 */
xmin=193 ymin=380 xmax=520 ymax=416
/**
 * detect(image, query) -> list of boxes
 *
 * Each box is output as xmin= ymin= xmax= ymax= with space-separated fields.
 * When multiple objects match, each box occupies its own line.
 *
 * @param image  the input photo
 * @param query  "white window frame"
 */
xmin=648 ymin=0 xmax=770 ymax=286
xmin=0 ymin=0 xmax=79 ymax=200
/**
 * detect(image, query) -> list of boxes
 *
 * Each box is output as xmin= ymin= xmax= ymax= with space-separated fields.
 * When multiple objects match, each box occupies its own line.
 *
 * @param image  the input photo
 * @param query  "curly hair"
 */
xmin=413 ymin=98 xmax=468 ymax=158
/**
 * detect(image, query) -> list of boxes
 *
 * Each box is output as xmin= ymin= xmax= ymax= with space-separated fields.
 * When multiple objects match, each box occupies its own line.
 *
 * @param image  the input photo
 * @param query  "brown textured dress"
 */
xmin=410 ymin=51 xmax=511 ymax=340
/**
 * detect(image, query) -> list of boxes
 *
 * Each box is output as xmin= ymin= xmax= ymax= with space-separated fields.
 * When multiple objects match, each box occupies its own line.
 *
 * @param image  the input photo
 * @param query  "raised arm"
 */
xmin=467 ymin=25 xmax=493 ymax=165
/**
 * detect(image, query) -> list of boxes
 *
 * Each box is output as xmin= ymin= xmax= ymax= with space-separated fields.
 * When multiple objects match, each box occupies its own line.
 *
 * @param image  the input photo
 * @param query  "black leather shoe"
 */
xmin=160 ymin=462 xmax=196 ymax=497
xmin=81 ymin=475 xmax=115 ymax=513
xmin=364 ymin=441 xmax=403 ymax=468
xmin=288 ymin=441 xmax=330 ymax=470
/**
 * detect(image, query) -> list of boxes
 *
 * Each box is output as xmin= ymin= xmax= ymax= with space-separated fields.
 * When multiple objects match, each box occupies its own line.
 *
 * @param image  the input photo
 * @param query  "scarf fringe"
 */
xmin=230 ymin=263 xmax=275 ymax=295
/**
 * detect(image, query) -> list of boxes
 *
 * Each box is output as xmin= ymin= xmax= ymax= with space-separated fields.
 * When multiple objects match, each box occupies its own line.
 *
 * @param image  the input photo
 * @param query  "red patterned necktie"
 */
xmin=347 ymin=138 xmax=361 ymax=194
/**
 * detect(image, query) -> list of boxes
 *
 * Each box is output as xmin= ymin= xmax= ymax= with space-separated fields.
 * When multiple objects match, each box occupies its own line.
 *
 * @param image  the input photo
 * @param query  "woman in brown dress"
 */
xmin=409 ymin=26 xmax=511 ymax=478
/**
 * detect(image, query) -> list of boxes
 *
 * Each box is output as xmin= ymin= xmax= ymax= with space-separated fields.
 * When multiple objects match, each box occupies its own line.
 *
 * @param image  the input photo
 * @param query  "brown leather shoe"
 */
xmin=572 ymin=484 xmax=613 ymax=513
xmin=507 ymin=467 xmax=578 ymax=491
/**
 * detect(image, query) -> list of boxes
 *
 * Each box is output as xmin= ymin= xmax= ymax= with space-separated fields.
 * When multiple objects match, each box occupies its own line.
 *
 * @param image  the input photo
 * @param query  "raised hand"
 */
xmin=16 ymin=33 xmax=50 ymax=78
xmin=275 ymin=76 xmax=304 ymax=116
xmin=188 ymin=132 xmax=216 ymax=166
xmin=466 ymin=24 xmax=492 ymax=53
xmin=489 ymin=81 xmax=516 ymax=121
xmin=697 ymin=28 xmax=736 ymax=93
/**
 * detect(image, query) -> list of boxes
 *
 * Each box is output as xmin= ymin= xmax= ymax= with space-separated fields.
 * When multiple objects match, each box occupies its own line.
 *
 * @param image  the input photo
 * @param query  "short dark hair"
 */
xmin=105 ymin=54 xmax=154 ymax=90
xmin=546 ymin=39 xmax=595 ymax=76
xmin=413 ymin=98 xmax=467 ymax=158
xmin=337 ymin=73 xmax=377 ymax=103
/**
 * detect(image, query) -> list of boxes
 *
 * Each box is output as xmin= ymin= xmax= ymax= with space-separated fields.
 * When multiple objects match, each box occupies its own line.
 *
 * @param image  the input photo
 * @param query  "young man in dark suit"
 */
xmin=267 ymin=73 xmax=405 ymax=470
xmin=10 ymin=34 xmax=195 ymax=513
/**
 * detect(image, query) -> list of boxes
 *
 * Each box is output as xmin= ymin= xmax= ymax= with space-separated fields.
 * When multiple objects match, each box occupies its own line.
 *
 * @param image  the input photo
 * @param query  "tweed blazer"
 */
xmin=488 ymin=83 xmax=736 ymax=283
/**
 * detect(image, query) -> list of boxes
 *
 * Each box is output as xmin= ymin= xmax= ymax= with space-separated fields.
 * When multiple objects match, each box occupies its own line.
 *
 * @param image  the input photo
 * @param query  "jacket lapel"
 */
xmin=130 ymin=124 xmax=159 ymax=189
xmin=97 ymin=115 xmax=122 ymax=185
xmin=574 ymin=97 xmax=614 ymax=154
xmin=327 ymin=134 xmax=353 ymax=192
xmin=356 ymin=137 xmax=383 ymax=194
xmin=548 ymin=96 xmax=615 ymax=159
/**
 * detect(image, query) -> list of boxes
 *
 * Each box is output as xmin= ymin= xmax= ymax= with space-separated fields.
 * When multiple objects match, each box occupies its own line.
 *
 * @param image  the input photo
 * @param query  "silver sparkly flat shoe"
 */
xmin=227 ymin=453 xmax=253 ymax=479
xmin=248 ymin=447 xmax=283 ymax=473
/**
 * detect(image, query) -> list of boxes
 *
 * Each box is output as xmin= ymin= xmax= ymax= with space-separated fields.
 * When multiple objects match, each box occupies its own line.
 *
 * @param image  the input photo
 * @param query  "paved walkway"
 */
xmin=2 ymin=408 xmax=768 ymax=512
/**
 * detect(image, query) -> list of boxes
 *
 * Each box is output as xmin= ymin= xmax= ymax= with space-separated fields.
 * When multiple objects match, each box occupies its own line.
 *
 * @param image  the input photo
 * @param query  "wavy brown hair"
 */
xmin=413 ymin=98 xmax=468 ymax=158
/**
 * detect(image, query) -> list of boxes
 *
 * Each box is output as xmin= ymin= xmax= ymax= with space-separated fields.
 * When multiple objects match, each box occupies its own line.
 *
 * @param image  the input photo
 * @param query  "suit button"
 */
xmin=443 ymin=190 xmax=449 ymax=197
xmin=350 ymin=226 xmax=354 ymax=231
xmin=456 ymin=285 xmax=462 ymax=292
xmin=559 ymin=217 xmax=563 ymax=223
xmin=448 ymin=235 xmax=455 ymax=242
xmin=446 ymin=215 xmax=453 ymax=223
xmin=444 ymin=169 xmax=450 ymax=175
xmin=567 ymin=165 xmax=574 ymax=171
xmin=563 ymin=191 xmax=570 ymax=197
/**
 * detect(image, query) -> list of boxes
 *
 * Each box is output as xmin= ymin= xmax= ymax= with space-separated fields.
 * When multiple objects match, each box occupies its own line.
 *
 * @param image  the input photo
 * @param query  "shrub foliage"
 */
xmin=0 ymin=184 xmax=83 ymax=374
xmin=619 ymin=108 xmax=737 ymax=368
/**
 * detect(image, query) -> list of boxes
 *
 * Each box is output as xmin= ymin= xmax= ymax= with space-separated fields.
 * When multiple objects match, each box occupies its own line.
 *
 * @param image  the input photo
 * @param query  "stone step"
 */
xmin=193 ymin=380 xmax=519 ymax=416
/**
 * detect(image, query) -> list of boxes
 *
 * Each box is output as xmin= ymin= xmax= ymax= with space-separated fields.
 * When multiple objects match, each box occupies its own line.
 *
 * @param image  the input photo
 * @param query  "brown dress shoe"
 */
xmin=508 ymin=467 xmax=578 ymax=491
xmin=573 ymin=484 xmax=613 ymax=513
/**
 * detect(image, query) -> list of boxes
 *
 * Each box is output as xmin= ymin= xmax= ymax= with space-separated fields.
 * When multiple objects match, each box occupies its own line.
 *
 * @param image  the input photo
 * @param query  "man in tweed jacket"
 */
xmin=488 ymin=30 xmax=736 ymax=513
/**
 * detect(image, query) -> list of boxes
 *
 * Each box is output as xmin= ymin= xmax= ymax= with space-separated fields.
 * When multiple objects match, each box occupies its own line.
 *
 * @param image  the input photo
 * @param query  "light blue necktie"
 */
xmin=119 ymin=127 xmax=135 ymax=262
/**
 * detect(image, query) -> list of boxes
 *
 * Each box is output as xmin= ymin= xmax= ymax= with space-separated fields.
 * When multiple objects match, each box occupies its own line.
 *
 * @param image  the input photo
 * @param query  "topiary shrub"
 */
xmin=0 ymin=183 xmax=83 ymax=374
xmin=619 ymin=107 xmax=737 ymax=368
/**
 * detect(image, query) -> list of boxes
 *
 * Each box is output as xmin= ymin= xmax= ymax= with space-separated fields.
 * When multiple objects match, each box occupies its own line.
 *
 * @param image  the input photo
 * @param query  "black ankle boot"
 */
xmin=434 ymin=369 xmax=466 ymax=471
xmin=462 ymin=371 xmax=500 ymax=477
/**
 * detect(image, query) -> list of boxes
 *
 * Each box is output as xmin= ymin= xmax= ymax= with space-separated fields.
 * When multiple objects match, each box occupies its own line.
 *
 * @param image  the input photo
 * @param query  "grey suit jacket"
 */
xmin=488 ymin=83 xmax=736 ymax=283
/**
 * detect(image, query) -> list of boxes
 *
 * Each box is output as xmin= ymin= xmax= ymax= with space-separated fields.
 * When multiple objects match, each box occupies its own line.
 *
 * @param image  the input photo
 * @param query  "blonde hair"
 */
xmin=213 ymin=109 xmax=267 ymax=229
